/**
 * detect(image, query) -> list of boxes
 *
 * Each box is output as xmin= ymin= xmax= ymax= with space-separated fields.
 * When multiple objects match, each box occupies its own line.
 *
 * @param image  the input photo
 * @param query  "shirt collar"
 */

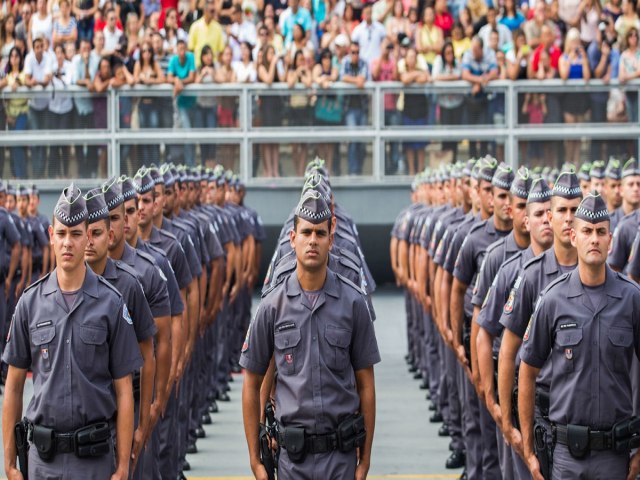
xmin=42 ymin=263 xmax=100 ymax=298
xmin=567 ymin=265 xmax=623 ymax=299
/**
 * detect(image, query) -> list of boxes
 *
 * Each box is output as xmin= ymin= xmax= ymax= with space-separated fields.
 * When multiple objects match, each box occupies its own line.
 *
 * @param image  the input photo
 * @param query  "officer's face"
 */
xmin=137 ymin=192 xmax=154 ymax=228
xmin=511 ymin=195 xmax=529 ymax=235
xmin=200 ymin=181 xmax=208 ymax=203
xmin=478 ymin=180 xmax=494 ymax=217
xmin=622 ymin=175 xmax=640 ymax=207
xmin=50 ymin=219 xmax=88 ymax=271
xmin=188 ymin=183 xmax=197 ymax=205
xmin=493 ymin=188 xmax=512 ymax=223
xmin=549 ymin=196 xmax=581 ymax=247
xmin=164 ymin=186 xmax=175 ymax=215
xmin=29 ymin=194 xmax=39 ymax=215
xmin=153 ymin=185 xmax=165 ymax=218
xmin=108 ymin=205 xmax=125 ymax=251
xmin=6 ymin=194 xmax=16 ymax=211
xmin=580 ymin=179 xmax=591 ymax=198
xmin=86 ymin=220 xmax=113 ymax=265
xmin=590 ymin=178 xmax=605 ymax=195
xmin=604 ymin=178 xmax=622 ymax=208
xmin=124 ymin=199 xmax=139 ymax=243
xmin=290 ymin=218 xmax=333 ymax=272
xmin=526 ymin=201 xmax=553 ymax=250
xmin=17 ymin=195 xmax=29 ymax=216
xmin=571 ymin=218 xmax=611 ymax=266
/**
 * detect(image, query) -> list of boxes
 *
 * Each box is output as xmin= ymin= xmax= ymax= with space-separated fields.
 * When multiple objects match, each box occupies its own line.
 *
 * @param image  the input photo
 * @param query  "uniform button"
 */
xmin=313 ymin=336 xmax=317 ymax=341
xmin=66 ymin=339 xmax=70 ymax=344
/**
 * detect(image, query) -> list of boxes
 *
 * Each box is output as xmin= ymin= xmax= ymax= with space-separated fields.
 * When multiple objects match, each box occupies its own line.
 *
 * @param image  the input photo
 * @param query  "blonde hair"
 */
xmin=564 ymin=27 xmax=580 ymax=53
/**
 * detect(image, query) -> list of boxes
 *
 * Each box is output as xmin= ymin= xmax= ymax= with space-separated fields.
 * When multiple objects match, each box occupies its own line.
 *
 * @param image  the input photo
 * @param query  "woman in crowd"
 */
xmin=434 ymin=0 xmax=453 ymax=38
xmin=160 ymin=7 xmax=187 ymax=55
xmin=233 ymin=41 xmax=256 ymax=83
xmin=195 ymin=45 xmax=218 ymax=167
xmin=416 ymin=6 xmax=443 ymax=67
xmin=93 ymin=57 xmax=112 ymax=177
xmin=287 ymin=23 xmax=313 ymax=66
xmin=0 ymin=14 xmax=15 ymax=70
xmin=343 ymin=2 xmax=358 ymax=35
xmin=257 ymin=43 xmax=283 ymax=177
xmin=450 ymin=21 xmax=470 ymax=59
xmin=575 ymin=0 xmax=602 ymax=46
xmin=52 ymin=0 xmax=76 ymax=47
xmin=286 ymin=49 xmax=312 ymax=176
xmin=387 ymin=0 xmax=409 ymax=46
xmin=615 ymin=0 xmax=640 ymax=39
xmin=432 ymin=40 xmax=464 ymax=161
xmin=4 ymin=46 xmax=28 ymax=178
xmin=399 ymin=47 xmax=430 ymax=175
xmin=619 ymin=27 xmax=640 ymax=121
xmin=321 ymin=13 xmax=347 ymax=52
xmin=215 ymin=44 xmax=238 ymax=168
xmin=312 ymin=47 xmax=340 ymax=174
xmin=604 ymin=0 xmax=623 ymax=24
xmin=499 ymin=0 xmax=525 ymax=32
xmin=29 ymin=0 xmax=52 ymax=48
xmin=558 ymin=27 xmax=591 ymax=165
xmin=125 ymin=11 xmax=142 ymax=61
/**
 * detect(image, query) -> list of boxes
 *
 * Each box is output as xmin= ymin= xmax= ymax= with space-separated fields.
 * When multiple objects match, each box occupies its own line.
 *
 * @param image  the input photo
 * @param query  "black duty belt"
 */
xmin=553 ymin=424 xmax=613 ymax=451
xmin=278 ymin=431 xmax=338 ymax=454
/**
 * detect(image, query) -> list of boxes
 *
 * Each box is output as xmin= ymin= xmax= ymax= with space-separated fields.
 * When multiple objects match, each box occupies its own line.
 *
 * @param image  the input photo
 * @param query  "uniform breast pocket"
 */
xmin=78 ymin=325 xmax=108 ymax=369
xmin=607 ymin=327 xmax=633 ymax=373
xmin=324 ymin=325 xmax=352 ymax=374
xmin=555 ymin=328 xmax=583 ymax=374
xmin=31 ymin=326 xmax=56 ymax=373
xmin=274 ymin=329 xmax=301 ymax=376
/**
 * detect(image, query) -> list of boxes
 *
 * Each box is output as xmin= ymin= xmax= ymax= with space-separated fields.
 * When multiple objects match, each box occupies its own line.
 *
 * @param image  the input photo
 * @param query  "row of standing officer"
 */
xmin=390 ymin=155 xmax=640 ymax=480
xmin=2 ymin=163 xmax=265 ymax=480
xmin=241 ymin=158 xmax=381 ymax=479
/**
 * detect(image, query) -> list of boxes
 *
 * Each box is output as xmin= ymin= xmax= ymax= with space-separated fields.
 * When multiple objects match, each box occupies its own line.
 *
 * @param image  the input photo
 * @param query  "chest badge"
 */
xmin=565 ymin=348 xmax=573 ymax=360
xmin=41 ymin=347 xmax=49 ymax=360
xmin=285 ymin=353 xmax=293 ymax=364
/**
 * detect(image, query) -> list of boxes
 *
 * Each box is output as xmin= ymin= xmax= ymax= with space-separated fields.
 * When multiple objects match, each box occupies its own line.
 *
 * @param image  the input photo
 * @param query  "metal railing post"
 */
xmin=505 ymin=82 xmax=518 ymax=170
xmin=109 ymin=89 xmax=120 ymax=178
xmin=240 ymin=87 xmax=251 ymax=181
xmin=372 ymin=84 xmax=382 ymax=181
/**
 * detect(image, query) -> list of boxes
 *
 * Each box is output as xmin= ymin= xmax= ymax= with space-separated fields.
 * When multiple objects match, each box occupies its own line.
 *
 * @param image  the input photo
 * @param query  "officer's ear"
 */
xmin=289 ymin=227 xmax=296 ymax=250
xmin=524 ymin=214 xmax=531 ymax=233
xmin=48 ymin=224 xmax=54 ymax=246
xmin=569 ymin=227 xmax=577 ymax=248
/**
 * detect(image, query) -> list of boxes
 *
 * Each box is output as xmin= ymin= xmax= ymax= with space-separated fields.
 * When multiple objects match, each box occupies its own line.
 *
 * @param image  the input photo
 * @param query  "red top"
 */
xmin=531 ymin=44 xmax=561 ymax=72
xmin=435 ymin=11 xmax=454 ymax=37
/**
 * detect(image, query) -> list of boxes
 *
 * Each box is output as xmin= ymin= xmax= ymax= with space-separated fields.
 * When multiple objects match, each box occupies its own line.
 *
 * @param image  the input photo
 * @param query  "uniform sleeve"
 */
xmin=476 ymin=271 xmax=507 ymax=337
xmin=145 ymin=263 xmax=171 ymax=318
xmin=520 ymin=294 xmax=551 ymax=369
xmin=33 ymin=220 xmax=49 ymax=249
xmin=1 ymin=297 xmax=31 ymax=369
xmin=350 ymin=295 xmax=381 ymax=371
xmin=472 ymin=253 xmax=497 ymax=306
xmin=609 ymin=222 xmax=633 ymax=270
xmin=196 ymin=226 xmax=210 ymax=265
xmin=129 ymin=277 xmax=158 ymax=341
xmin=499 ymin=272 xmax=532 ymax=338
xmin=109 ymin=298 xmax=144 ymax=379
xmin=239 ymin=302 xmax=274 ymax=375
xmin=628 ymin=229 xmax=640 ymax=279
xmin=453 ymin=237 xmax=475 ymax=286
xmin=444 ymin=232 xmax=463 ymax=274
xmin=169 ymin=241 xmax=193 ymax=290
xmin=3 ymin=213 xmax=21 ymax=246
xmin=164 ymin=264 xmax=185 ymax=316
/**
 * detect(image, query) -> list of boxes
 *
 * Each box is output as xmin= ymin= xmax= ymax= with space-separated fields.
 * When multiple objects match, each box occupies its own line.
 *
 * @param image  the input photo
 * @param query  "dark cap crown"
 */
xmin=54 ymin=183 xmax=88 ymax=227
xmin=84 ymin=187 xmax=109 ymax=224
xmin=527 ymin=178 xmax=552 ymax=204
xmin=575 ymin=191 xmax=610 ymax=224
xmin=552 ymin=171 xmax=582 ymax=199
xmin=510 ymin=166 xmax=532 ymax=199
xmin=295 ymin=189 xmax=332 ymax=224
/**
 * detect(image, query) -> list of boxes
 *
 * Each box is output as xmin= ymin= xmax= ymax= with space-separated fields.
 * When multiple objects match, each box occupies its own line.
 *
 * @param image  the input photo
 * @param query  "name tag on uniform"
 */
xmin=559 ymin=323 xmax=578 ymax=330
xmin=36 ymin=320 xmax=53 ymax=328
xmin=278 ymin=322 xmax=296 ymax=332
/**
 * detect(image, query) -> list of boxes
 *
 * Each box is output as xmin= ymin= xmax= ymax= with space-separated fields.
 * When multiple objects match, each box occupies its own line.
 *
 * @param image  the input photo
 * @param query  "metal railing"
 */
xmin=1 ymin=79 xmax=639 ymax=186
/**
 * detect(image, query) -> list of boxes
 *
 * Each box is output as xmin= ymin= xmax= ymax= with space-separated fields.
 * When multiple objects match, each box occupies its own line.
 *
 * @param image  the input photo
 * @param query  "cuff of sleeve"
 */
xmin=2 ymin=353 xmax=30 ymax=370
xmin=520 ymin=348 xmax=545 ymax=369
xmin=352 ymin=353 xmax=382 ymax=371
xmin=150 ymin=305 xmax=172 ymax=319
xmin=477 ymin=317 xmax=504 ymax=338
xmin=500 ymin=316 xmax=526 ymax=339
xmin=239 ymin=356 xmax=269 ymax=376
xmin=112 ymin=356 xmax=144 ymax=380
xmin=138 ymin=325 xmax=159 ymax=342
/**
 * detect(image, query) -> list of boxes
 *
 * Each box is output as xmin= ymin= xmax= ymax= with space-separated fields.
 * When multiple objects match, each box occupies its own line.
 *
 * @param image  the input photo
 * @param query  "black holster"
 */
xmin=462 ymin=317 xmax=472 ymax=368
xmin=534 ymin=421 xmax=552 ymax=480
xmin=336 ymin=413 xmax=366 ymax=453
xmin=613 ymin=416 xmax=640 ymax=453
xmin=15 ymin=419 xmax=30 ymax=479
xmin=565 ymin=424 xmax=590 ymax=459
xmin=259 ymin=425 xmax=276 ymax=480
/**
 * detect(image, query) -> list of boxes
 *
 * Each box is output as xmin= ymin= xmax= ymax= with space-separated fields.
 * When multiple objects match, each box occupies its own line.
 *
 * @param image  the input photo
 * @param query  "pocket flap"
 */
xmin=274 ymin=329 xmax=301 ymax=350
xmin=79 ymin=325 xmax=108 ymax=345
xmin=31 ymin=326 xmax=55 ymax=346
xmin=556 ymin=328 xmax=583 ymax=347
xmin=609 ymin=327 xmax=633 ymax=347
xmin=325 ymin=325 xmax=352 ymax=349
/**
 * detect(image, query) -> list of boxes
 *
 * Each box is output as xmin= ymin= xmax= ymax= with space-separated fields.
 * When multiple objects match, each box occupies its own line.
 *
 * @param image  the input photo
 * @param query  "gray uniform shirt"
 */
xmin=135 ymin=241 xmax=184 ymax=317
xmin=240 ymin=270 xmax=381 ymax=434
xmin=609 ymin=210 xmax=640 ymax=272
xmin=148 ymin=226 xmax=193 ymax=290
xmin=521 ymin=267 xmax=640 ymax=429
xmin=3 ymin=267 xmax=143 ymax=432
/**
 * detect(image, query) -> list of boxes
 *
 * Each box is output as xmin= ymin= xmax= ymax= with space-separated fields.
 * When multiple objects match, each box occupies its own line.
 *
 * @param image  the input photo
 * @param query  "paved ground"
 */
xmin=0 ymin=288 xmax=462 ymax=479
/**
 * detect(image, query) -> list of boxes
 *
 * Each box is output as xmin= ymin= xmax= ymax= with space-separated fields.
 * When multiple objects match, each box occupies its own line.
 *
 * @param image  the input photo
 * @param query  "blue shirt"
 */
xmin=168 ymin=52 xmax=196 ymax=108
xmin=461 ymin=48 xmax=498 ymax=77
xmin=279 ymin=7 xmax=312 ymax=47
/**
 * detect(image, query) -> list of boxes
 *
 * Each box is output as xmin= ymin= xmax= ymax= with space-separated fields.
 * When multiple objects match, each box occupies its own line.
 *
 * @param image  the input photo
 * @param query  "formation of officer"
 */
xmin=391 ymin=154 xmax=640 ymax=480
xmin=241 ymin=158 xmax=380 ymax=479
xmin=1 ymin=163 xmax=265 ymax=480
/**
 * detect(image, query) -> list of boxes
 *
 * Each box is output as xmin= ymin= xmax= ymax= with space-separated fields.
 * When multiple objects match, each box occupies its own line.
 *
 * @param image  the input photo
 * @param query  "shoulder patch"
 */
xmin=156 ymin=266 xmax=168 ymax=282
xmin=123 ymin=303 xmax=133 ymax=325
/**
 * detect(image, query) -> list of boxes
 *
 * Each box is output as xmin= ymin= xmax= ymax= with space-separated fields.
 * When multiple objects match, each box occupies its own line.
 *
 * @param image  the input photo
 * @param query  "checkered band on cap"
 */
xmin=295 ymin=189 xmax=332 ymax=224
xmin=477 ymin=157 xmax=498 ymax=182
xmin=149 ymin=167 xmax=164 ymax=185
xmin=54 ymin=183 xmax=88 ymax=227
xmin=575 ymin=191 xmax=610 ymax=224
xmin=510 ymin=167 xmax=532 ymax=199
xmin=102 ymin=176 xmax=125 ymax=210
xmin=552 ymin=171 xmax=582 ymax=199
xmin=622 ymin=158 xmax=640 ymax=178
xmin=589 ymin=161 xmax=606 ymax=179
xmin=119 ymin=176 xmax=138 ymax=201
xmin=492 ymin=163 xmax=514 ymax=190
xmin=84 ymin=188 xmax=109 ymax=224
xmin=605 ymin=157 xmax=622 ymax=180
xmin=527 ymin=178 xmax=551 ymax=204
xmin=134 ymin=168 xmax=155 ymax=194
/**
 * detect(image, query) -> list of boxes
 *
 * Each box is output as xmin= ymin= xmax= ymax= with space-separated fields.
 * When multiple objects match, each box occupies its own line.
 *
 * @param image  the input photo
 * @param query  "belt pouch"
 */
xmin=337 ymin=414 xmax=366 ymax=452
xmin=33 ymin=425 xmax=56 ymax=462
xmin=75 ymin=422 xmax=110 ymax=445
xmin=566 ymin=424 xmax=590 ymax=459
xmin=283 ymin=427 xmax=306 ymax=463
xmin=76 ymin=441 xmax=110 ymax=458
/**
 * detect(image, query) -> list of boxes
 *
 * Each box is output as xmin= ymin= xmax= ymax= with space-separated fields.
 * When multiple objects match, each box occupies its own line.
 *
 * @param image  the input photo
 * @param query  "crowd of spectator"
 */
xmin=1 ymin=0 xmax=640 ymax=177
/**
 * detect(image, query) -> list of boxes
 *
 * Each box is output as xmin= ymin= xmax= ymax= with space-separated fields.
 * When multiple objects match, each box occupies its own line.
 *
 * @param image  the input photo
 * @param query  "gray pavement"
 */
xmin=1 ymin=288 xmax=462 ymax=479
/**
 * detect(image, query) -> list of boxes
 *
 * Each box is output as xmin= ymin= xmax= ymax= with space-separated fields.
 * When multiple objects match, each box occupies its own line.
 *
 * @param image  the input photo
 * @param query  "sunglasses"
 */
xmin=351 ymin=50 xmax=359 ymax=54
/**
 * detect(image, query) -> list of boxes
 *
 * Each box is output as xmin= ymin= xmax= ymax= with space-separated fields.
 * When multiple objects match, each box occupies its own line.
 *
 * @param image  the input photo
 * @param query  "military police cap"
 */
xmin=148 ymin=167 xmax=164 ymax=186
xmin=577 ymin=162 xmax=592 ymax=182
xmin=575 ymin=191 xmax=610 ymax=224
xmin=29 ymin=184 xmax=38 ymax=196
xmin=6 ymin=183 xmax=16 ymax=197
xmin=552 ymin=171 xmax=582 ymax=199
xmin=622 ymin=158 xmax=640 ymax=178
xmin=134 ymin=168 xmax=155 ymax=194
xmin=527 ymin=178 xmax=552 ymax=204
xmin=605 ymin=157 xmax=622 ymax=180
xmin=477 ymin=156 xmax=498 ymax=183
xmin=54 ymin=183 xmax=88 ymax=227
xmin=102 ymin=176 xmax=125 ymax=211
xmin=462 ymin=158 xmax=476 ymax=177
xmin=0 ymin=181 xmax=6 ymax=194
xmin=510 ymin=167 xmax=532 ymax=199
xmin=16 ymin=184 xmax=29 ymax=197
xmin=547 ymin=168 xmax=559 ymax=186
xmin=84 ymin=187 xmax=109 ymax=224
xmin=589 ymin=161 xmax=606 ymax=179
xmin=295 ymin=189 xmax=332 ymax=224
xmin=119 ymin=176 xmax=138 ymax=202
xmin=160 ymin=164 xmax=176 ymax=188
xmin=451 ymin=164 xmax=463 ymax=180
xmin=492 ymin=163 xmax=514 ymax=191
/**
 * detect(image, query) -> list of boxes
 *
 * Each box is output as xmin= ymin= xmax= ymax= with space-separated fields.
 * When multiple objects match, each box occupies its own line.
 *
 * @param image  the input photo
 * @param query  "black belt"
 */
xmin=554 ymin=424 xmax=613 ymax=451
xmin=278 ymin=431 xmax=338 ymax=454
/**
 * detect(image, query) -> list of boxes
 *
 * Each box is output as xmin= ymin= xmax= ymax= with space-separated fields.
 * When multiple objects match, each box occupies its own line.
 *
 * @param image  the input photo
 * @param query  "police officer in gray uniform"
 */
xmin=83 ymin=187 xmax=159 ymax=476
xmin=608 ymin=158 xmax=640 ymax=273
xmin=2 ymin=183 xmax=142 ymax=480
xmin=603 ymin=158 xmax=623 ymax=229
xmin=498 ymin=171 xmax=582 ymax=479
xmin=519 ymin=192 xmax=640 ymax=480
xmin=241 ymin=190 xmax=380 ymax=480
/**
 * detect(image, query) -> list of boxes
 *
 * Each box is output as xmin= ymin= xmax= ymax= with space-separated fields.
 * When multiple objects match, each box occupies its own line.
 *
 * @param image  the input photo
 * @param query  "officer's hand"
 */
xmin=627 ymin=449 xmax=640 ymax=480
xmin=526 ymin=452 xmax=544 ymax=480
xmin=355 ymin=460 xmax=370 ymax=480
xmin=488 ymin=401 xmax=502 ymax=429
xmin=4 ymin=278 xmax=10 ymax=297
xmin=15 ymin=280 xmax=24 ymax=299
xmin=505 ymin=426 xmax=524 ymax=459
xmin=229 ymin=284 xmax=240 ymax=304
xmin=131 ymin=426 xmax=145 ymax=469
xmin=250 ymin=461 xmax=270 ymax=480
xmin=6 ymin=467 xmax=24 ymax=480
xmin=110 ymin=467 xmax=129 ymax=480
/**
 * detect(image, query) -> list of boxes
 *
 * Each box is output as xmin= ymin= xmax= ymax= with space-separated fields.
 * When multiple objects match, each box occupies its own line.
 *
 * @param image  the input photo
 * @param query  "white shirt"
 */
xmin=351 ymin=20 xmax=387 ymax=66
xmin=48 ymin=59 xmax=73 ymax=114
xmin=24 ymin=51 xmax=52 ymax=110
xmin=232 ymin=60 xmax=256 ymax=83
xmin=478 ymin=22 xmax=513 ymax=50
xmin=229 ymin=20 xmax=257 ymax=61
xmin=103 ymin=26 xmax=123 ymax=52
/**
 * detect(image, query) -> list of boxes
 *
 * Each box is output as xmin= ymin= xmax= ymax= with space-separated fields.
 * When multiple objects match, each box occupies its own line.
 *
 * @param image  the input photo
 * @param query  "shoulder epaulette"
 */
xmin=540 ymin=271 xmax=571 ymax=295
xmin=337 ymin=254 xmax=360 ymax=274
xmin=97 ymin=274 xmax=124 ymax=298
xmin=23 ymin=271 xmax=52 ymax=294
xmin=336 ymin=272 xmax=366 ymax=296
xmin=522 ymin=251 xmax=546 ymax=270
xmin=339 ymin=247 xmax=361 ymax=266
xmin=135 ymin=248 xmax=157 ymax=266
xmin=113 ymin=259 xmax=139 ymax=279
xmin=467 ymin=219 xmax=488 ymax=236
